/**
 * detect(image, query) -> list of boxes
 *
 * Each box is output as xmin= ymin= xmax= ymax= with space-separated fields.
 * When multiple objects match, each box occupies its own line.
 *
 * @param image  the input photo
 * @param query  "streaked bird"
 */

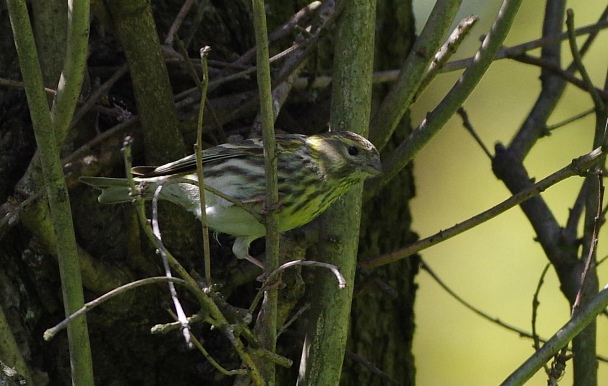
xmin=80 ymin=131 xmax=382 ymax=267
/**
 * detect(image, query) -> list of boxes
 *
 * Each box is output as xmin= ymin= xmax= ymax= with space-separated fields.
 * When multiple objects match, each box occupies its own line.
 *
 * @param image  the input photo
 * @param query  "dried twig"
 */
xmin=565 ymin=9 xmax=605 ymax=113
xmin=164 ymin=0 xmax=195 ymax=46
xmin=457 ymin=107 xmax=492 ymax=159
xmin=444 ymin=19 xmax=608 ymax=73
xmin=44 ymin=276 xmax=189 ymax=341
xmin=232 ymin=1 xmax=322 ymax=66
xmin=572 ymin=170 xmax=603 ymax=313
xmin=531 ymin=263 xmax=551 ymax=375
xmin=151 ymin=185 xmax=192 ymax=347
xmin=361 ymin=146 xmax=604 ymax=269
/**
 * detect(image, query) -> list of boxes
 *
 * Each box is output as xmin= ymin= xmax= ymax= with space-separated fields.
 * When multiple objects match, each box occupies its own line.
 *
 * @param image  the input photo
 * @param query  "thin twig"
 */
xmin=572 ymin=170 xmax=603 ymax=313
xmin=123 ymin=135 xmax=193 ymax=323
xmin=457 ymin=107 xmax=492 ymax=159
xmin=566 ymin=9 xmax=605 ymax=114
xmin=151 ymin=185 xmax=192 ymax=347
xmin=232 ymin=1 xmax=322 ymax=66
xmin=164 ymin=308 xmax=249 ymax=376
xmin=182 ymin=0 xmax=209 ymax=49
xmin=417 ymin=15 xmax=479 ymax=101
xmin=44 ymin=276 xmax=189 ymax=341
xmin=65 ymin=115 xmax=140 ymax=166
xmin=531 ymin=263 xmax=551 ymax=375
xmin=422 ymin=260 xmax=608 ymax=367
xmin=0 ymin=76 xmax=56 ymax=95
xmin=248 ymin=260 xmax=346 ymax=316
xmin=151 ymin=313 xmax=207 ymax=334
xmin=251 ymin=35 xmax=307 ymax=136
xmin=546 ymin=108 xmax=595 ymax=132
xmin=196 ymin=46 xmax=213 ymax=283
xmin=164 ymin=0 xmax=194 ymax=46
xmin=226 ymin=0 xmax=344 ymax=125
xmin=175 ymin=39 xmax=201 ymax=86
xmin=344 ymin=351 xmax=402 ymax=385
xmin=501 ymin=282 xmax=608 ymax=385
xmin=510 ymin=54 xmax=608 ymax=101
xmin=173 ymin=40 xmax=306 ymax=113
xmin=360 ymin=146 xmax=604 ymax=269
xmin=269 ymin=260 xmax=346 ymax=287
xmin=565 ymin=178 xmax=589 ymax=243
xmin=444 ymin=19 xmax=608 ymax=73
xmin=190 ymin=328 xmax=248 ymax=376
xmin=71 ymin=63 xmax=130 ymax=129
xmin=248 ymin=347 xmax=293 ymax=368
xmin=277 ymin=303 xmax=310 ymax=338
xmin=422 ymin=260 xmax=546 ymax=343
xmin=169 ymin=18 xmax=608 ymax=103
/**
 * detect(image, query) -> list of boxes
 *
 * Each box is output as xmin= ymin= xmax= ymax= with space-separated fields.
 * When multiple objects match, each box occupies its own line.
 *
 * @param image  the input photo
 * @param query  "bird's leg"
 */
xmin=244 ymin=254 xmax=265 ymax=270
xmin=232 ymin=237 xmax=265 ymax=270
xmin=240 ymin=193 xmax=285 ymax=213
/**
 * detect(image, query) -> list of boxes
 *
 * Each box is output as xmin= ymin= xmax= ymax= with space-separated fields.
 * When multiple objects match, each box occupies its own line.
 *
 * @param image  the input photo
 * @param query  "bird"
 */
xmin=79 ymin=131 xmax=382 ymax=268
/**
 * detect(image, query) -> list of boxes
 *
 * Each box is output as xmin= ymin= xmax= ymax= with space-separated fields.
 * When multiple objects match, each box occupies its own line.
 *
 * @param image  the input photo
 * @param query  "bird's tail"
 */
xmin=79 ymin=176 xmax=135 ymax=204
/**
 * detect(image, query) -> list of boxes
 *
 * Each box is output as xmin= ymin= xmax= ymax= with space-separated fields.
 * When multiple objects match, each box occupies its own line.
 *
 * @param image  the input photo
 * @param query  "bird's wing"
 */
xmin=131 ymin=140 xmax=265 ymax=177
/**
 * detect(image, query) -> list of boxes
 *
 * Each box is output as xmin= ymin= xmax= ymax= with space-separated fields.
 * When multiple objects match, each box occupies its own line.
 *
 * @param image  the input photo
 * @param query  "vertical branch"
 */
xmin=566 ymin=10 xmax=604 ymax=386
xmin=6 ymin=1 xmax=94 ymax=385
xmin=50 ymin=0 xmax=91 ymax=144
xmin=508 ymin=0 xmax=567 ymax=160
xmin=251 ymin=0 xmax=279 ymax=383
xmin=573 ymin=171 xmax=603 ymax=313
xmin=195 ymin=46 xmax=213 ymax=284
xmin=297 ymin=0 xmax=376 ymax=384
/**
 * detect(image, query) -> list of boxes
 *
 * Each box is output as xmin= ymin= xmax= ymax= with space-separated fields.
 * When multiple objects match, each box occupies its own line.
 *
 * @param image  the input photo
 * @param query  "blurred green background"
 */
xmin=410 ymin=1 xmax=608 ymax=384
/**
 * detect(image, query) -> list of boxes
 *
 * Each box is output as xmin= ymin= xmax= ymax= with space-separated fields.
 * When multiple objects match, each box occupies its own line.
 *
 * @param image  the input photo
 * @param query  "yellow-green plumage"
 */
xmin=80 ymin=131 xmax=381 ymax=265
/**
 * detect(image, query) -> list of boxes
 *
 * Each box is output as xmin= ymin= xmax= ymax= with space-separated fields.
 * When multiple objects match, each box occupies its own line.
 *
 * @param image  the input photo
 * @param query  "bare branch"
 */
xmin=360 ymin=146 xmax=604 ymax=269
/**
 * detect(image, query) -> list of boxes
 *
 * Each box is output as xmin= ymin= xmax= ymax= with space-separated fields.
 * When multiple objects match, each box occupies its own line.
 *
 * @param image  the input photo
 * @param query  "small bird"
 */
xmin=80 ymin=131 xmax=382 ymax=267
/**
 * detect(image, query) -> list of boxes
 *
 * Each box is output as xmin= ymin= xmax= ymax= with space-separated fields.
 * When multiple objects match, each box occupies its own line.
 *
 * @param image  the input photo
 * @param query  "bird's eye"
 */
xmin=347 ymin=146 xmax=359 ymax=156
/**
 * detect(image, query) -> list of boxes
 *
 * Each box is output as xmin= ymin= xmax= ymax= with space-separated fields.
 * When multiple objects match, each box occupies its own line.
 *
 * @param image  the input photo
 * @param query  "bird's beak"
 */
xmin=365 ymin=158 xmax=383 ymax=176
